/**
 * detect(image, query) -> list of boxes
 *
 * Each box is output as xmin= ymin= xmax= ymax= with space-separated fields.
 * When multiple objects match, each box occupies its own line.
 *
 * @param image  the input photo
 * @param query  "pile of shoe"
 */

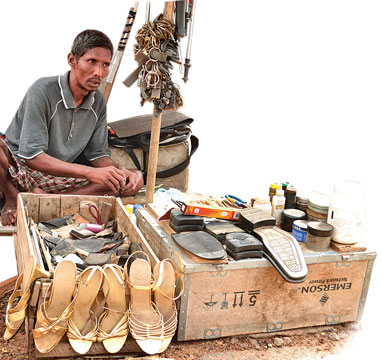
xmin=3 ymin=252 xmax=183 ymax=356
xmin=34 ymin=213 xmax=129 ymax=268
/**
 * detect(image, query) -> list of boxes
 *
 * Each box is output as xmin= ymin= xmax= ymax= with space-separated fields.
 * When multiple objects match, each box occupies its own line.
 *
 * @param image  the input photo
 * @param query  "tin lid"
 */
xmin=307 ymin=221 xmax=334 ymax=237
xmin=293 ymin=219 xmax=309 ymax=230
xmin=275 ymin=189 xmax=284 ymax=196
xmin=307 ymin=200 xmax=329 ymax=214
xmin=256 ymin=196 xmax=270 ymax=204
xmin=296 ymin=196 xmax=308 ymax=204
xmin=308 ymin=191 xmax=329 ymax=209
xmin=270 ymin=183 xmax=281 ymax=190
xmin=283 ymin=209 xmax=306 ymax=219
xmin=282 ymin=182 xmax=289 ymax=190
xmin=286 ymin=185 xmax=297 ymax=193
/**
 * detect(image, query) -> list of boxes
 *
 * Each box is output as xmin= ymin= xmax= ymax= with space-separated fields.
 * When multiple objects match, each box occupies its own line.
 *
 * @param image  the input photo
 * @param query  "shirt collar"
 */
xmin=58 ymin=71 xmax=95 ymax=110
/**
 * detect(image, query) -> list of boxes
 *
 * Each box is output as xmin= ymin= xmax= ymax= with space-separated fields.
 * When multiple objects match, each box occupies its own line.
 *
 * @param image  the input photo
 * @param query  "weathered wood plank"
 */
xmin=60 ymin=195 xmax=80 ymax=217
xmin=39 ymin=196 xmax=61 ymax=222
xmin=115 ymin=198 xmax=159 ymax=267
xmin=16 ymin=194 xmax=34 ymax=273
xmin=34 ymin=337 xmax=143 ymax=358
xmin=21 ymin=193 xmax=40 ymax=222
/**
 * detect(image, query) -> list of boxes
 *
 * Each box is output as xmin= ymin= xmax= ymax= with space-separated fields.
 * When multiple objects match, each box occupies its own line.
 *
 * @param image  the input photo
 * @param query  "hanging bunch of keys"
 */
xmin=131 ymin=14 xmax=183 ymax=111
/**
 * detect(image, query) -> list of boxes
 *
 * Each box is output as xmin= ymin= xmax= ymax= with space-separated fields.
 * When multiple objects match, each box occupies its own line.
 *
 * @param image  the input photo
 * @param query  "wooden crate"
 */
xmin=14 ymin=193 xmax=159 ymax=359
xmin=135 ymin=205 xmax=377 ymax=341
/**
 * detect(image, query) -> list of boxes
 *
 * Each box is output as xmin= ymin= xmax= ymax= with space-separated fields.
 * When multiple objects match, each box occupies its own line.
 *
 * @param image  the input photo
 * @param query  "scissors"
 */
xmin=89 ymin=204 xmax=102 ymax=225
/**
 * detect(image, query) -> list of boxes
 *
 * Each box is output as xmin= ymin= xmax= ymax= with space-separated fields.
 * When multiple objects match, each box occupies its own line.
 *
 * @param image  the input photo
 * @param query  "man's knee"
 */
xmin=0 ymin=141 xmax=15 ymax=168
xmin=0 ymin=143 xmax=9 ymax=168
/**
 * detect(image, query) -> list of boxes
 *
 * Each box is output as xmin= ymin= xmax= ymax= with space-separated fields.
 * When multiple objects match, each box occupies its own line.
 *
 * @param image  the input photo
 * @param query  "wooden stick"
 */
xmin=163 ymin=1 xmax=175 ymax=21
xmin=145 ymin=2 xmax=174 ymax=205
xmin=145 ymin=109 xmax=163 ymax=205
xmin=0 ymin=226 xmax=16 ymax=235
xmin=99 ymin=3 xmax=139 ymax=102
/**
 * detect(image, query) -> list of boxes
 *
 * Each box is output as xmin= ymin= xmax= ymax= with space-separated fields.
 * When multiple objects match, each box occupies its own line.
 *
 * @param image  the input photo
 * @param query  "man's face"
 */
xmin=68 ymin=47 xmax=111 ymax=92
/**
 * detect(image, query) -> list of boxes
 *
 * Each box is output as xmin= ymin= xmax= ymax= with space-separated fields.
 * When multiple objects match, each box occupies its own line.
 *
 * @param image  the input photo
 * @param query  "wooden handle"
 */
xmin=163 ymin=1 xmax=175 ymax=21
xmin=145 ymin=110 xmax=163 ymax=205
xmin=145 ymin=1 xmax=175 ymax=205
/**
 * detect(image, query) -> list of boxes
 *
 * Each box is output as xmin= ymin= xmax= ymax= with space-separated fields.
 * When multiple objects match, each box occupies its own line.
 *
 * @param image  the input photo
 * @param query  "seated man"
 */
xmin=0 ymin=29 xmax=143 ymax=226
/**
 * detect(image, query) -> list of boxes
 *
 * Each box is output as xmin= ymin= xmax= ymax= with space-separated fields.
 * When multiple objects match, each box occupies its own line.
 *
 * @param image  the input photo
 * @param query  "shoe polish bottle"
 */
xmin=272 ymin=189 xmax=286 ymax=225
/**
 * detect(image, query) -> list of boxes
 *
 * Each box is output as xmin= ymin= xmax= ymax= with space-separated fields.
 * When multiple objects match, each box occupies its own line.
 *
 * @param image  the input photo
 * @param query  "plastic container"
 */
xmin=327 ymin=181 xmax=366 ymax=245
xmin=285 ymin=185 xmax=297 ymax=209
xmin=306 ymin=191 xmax=329 ymax=223
xmin=305 ymin=222 xmax=334 ymax=252
xmin=253 ymin=196 xmax=272 ymax=216
xmin=271 ymin=189 xmax=285 ymax=225
xmin=269 ymin=183 xmax=281 ymax=203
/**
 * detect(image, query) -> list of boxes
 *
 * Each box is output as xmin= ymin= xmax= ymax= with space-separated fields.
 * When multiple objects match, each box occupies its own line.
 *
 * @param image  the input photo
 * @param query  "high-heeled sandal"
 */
xmin=4 ymin=256 xmax=50 ymax=340
xmin=32 ymin=260 xmax=77 ymax=353
xmin=97 ymin=264 xmax=128 ymax=353
xmin=153 ymin=257 xmax=184 ymax=353
xmin=66 ymin=266 xmax=104 ymax=355
xmin=124 ymin=251 xmax=164 ymax=355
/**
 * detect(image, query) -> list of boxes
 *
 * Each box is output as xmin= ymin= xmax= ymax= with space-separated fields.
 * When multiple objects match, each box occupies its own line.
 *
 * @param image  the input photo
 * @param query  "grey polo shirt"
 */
xmin=5 ymin=71 xmax=111 ymax=163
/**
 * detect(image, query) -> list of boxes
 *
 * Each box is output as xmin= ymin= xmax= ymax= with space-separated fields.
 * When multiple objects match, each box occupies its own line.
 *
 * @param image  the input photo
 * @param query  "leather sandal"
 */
xmin=124 ymin=251 xmax=164 ymax=355
xmin=32 ymin=260 xmax=77 ymax=353
xmin=4 ymin=256 xmax=50 ymax=340
xmin=67 ymin=266 xmax=104 ymax=355
xmin=97 ymin=264 xmax=128 ymax=353
xmin=153 ymin=257 xmax=184 ymax=353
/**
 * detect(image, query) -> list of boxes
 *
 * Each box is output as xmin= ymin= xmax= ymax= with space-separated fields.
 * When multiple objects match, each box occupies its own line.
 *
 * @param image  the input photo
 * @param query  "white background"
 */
xmin=0 ymin=1 xmax=380 ymax=358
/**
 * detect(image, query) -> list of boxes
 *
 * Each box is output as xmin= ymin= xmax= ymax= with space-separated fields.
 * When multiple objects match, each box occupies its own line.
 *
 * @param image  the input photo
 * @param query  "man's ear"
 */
xmin=68 ymin=53 xmax=77 ymax=68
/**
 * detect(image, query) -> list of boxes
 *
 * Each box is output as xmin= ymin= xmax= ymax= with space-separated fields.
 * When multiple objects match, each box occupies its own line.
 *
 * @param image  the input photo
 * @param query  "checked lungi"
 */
xmin=2 ymin=138 xmax=89 ymax=193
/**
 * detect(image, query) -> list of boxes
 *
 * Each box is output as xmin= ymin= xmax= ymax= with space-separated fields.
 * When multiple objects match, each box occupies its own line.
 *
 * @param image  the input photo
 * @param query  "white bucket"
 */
xmin=327 ymin=181 xmax=366 ymax=245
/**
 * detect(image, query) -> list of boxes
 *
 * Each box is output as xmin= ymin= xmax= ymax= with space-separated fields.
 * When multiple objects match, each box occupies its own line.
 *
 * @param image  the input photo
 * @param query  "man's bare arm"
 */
xmin=25 ymin=153 xmax=126 ymax=193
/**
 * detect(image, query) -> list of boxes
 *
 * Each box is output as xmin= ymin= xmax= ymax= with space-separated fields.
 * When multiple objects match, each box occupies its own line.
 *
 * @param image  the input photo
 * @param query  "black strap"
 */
xmin=122 ymin=146 xmax=142 ymax=171
xmin=155 ymin=135 xmax=198 ymax=178
xmin=121 ymin=135 xmax=198 ymax=181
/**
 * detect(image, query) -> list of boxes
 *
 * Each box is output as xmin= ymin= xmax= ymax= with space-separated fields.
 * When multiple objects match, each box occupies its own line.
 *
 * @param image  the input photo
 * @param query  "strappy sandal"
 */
xmin=153 ymin=257 xmax=184 ymax=353
xmin=67 ymin=266 xmax=104 ymax=354
xmin=124 ymin=251 xmax=164 ymax=355
xmin=32 ymin=260 xmax=77 ymax=353
xmin=97 ymin=264 xmax=128 ymax=353
xmin=4 ymin=256 xmax=50 ymax=340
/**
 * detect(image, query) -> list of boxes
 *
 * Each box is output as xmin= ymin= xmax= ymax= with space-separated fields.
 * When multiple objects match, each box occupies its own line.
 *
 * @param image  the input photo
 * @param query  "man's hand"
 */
xmin=90 ymin=157 xmax=144 ymax=196
xmin=85 ymin=166 xmax=127 ymax=194
xmin=120 ymin=169 xmax=144 ymax=196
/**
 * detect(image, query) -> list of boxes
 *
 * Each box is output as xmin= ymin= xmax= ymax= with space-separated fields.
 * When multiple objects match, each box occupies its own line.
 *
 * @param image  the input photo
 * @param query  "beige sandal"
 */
xmin=97 ymin=264 xmax=128 ymax=353
xmin=153 ymin=258 xmax=184 ymax=353
xmin=125 ymin=251 xmax=164 ymax=355
xmin=32 ymin=260 xmax=77 ymax=353
xmin=4 ymin=256 xmax=50 ymax=340
xmin=67 ymin=266 xmax=104 ymax=354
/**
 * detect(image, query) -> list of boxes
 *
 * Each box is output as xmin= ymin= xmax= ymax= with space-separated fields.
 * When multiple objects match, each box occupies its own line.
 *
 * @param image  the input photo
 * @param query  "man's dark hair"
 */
xmin=71 ymin=29 xmax=114 ymax=60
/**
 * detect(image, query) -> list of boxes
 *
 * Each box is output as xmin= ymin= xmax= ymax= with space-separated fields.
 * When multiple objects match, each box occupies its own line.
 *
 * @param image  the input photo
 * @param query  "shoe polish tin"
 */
xmin=281 ymin=209 xmax=307 ymax=232
xmin=292 ymin=219 xmax=309 ymax=243
xmin=305 ymin=221 xmax=334 ymax=252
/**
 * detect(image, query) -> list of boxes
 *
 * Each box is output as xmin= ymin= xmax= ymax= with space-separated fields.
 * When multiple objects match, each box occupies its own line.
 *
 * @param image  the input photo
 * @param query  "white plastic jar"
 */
xmin=327 ymin=181 xmax=366 ymax=244
xmin=253 ymin=196 xmax=272 ymax=216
